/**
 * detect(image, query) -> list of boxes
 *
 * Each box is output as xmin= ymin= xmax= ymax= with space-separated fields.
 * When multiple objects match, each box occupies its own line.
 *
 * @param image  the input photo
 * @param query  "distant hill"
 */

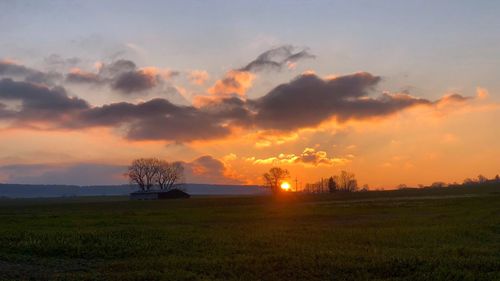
xmin=0 ymin=183 xmax=269 ymax=198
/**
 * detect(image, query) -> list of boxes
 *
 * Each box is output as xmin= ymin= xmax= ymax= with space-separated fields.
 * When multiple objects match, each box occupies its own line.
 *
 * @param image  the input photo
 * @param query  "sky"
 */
xmin=0 ymin=0 xmax=499 ymax=188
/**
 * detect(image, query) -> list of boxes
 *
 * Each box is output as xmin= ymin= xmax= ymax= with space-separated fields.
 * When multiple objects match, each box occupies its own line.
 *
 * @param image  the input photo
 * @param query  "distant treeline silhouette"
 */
xmin=304 ymin=173 xmax=500 ymax=193
xmin=401 ymin=174 xmax=500 ymax=189
xmin=305 ymin=171 xmax=361 ymax=193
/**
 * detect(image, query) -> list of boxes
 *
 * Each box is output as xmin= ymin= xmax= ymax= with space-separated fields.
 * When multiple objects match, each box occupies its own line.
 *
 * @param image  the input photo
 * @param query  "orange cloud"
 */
xmin=188 ymin=70 xmax=209 ymax=85
xmin=207 ymin=70 xmax=255 ymax=98
xmin=252 ymin=131 xmax=299 ymax=148
xmin=302 ymin=69 xmax=316 ymax=75
xmin=93 ymin=61 xmax=104 ymax=71
xmin=0 ymin=58 xmax=19 ymax=65
xmin=286 ymin=61 xmax=297 ymax=70
xmin=67 ymin=68 xmax=101 ymax=83
xmin=476 ymin=87 xmax=489 ymax=99
xmin=140 ymin=66 xmax=179 ymax=80
xmin=248 ymin=147 xmax=350 ymax=166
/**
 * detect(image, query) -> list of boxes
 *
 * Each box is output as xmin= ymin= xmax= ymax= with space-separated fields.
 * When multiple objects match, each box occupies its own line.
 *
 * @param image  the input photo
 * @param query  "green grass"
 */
xmin=0 ymin=186 xmax=499 ymax=281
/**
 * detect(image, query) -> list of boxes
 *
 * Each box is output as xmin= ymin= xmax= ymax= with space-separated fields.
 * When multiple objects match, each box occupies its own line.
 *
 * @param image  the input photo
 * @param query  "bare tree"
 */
xmin=156 ymin=161 xmax=184 ymax=190
xmin=263 ymin=167 xmax=289 ymax=194
xmin=337 ymin=170 xmax=358 ymax=192
xmin=430 ymin=181 xmax=446 ymax=188
xmin=397 ymin=184 xmax=408 ymax=190
xmin=327 ymin=176 xmax=337 ymax=193
xmin=126 ymin=158 xmax=161 ymax=191
xmin=477 ymin=174 xmax=488 ymax=184
xmin=463 ymin=178 xmax=475 ymax=185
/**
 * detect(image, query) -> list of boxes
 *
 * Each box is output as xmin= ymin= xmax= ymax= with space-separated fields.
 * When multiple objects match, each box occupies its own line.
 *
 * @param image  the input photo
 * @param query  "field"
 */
xmin=0 ymin=186 xmax=499 ymax=281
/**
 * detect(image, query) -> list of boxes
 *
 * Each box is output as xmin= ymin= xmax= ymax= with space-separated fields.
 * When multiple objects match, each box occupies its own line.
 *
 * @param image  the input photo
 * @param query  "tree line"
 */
xmin=407 ymin=174 xmax=500 ymax=189
xmin=305 ymin=170 xmax=359 ymax=193
xmin=262 ymin=167 xmax=361 ymax=194
xmin=126 ymin=158 xmax=184 ymax=191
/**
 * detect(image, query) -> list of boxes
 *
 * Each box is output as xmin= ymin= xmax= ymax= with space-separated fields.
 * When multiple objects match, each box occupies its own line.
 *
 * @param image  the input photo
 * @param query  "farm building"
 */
xmin=130 ymin=189 xmax=190 ymax=200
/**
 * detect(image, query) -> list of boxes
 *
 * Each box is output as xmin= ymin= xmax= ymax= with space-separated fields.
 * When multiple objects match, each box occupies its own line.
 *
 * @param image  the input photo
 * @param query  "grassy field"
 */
xmin=0 ymin=186 xmax=499 ymax=281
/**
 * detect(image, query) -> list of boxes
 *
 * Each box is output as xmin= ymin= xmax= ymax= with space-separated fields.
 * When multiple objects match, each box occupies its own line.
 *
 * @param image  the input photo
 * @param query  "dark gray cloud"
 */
xmin=251 ymin=72 xmax=431 ymax=130
xmin=43 ymin=54 xmax=81 ymax=70
xmin=199 ymin=96 xmax=252 ymax=126
xmin=0 ymin=71 xmax=468 ymax=142
xmin=0 ymin=60 xmax=61 ymax=85
xmin=240 ymin=45 xmax=315 ymax=72
xmin=112 ymin=70 xmax=158 ymax=93
xmin=99 ymin=59 xmax=137 ymax=78
xmin=0 ymin=78 xmax=236 ymax=141
xmin=65 ymin=59 xmax=165 ymax=94
xmin=0 ymin=78 xmax=89 ymax=122
xmin=0 ymin=103 xmax=15 ymax=119
xmin=71 ymin=99 xmax=237 ymax=141
xmin=1 ymin=59 xmax=168 ymax=97
xmin=184 ymin=155 xmax=242 ymax=184
xmin=66 ymin=70 xmax=102 ymax=84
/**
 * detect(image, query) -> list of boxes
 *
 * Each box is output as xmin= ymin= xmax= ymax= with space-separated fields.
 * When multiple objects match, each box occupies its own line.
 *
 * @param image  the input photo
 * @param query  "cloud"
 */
xmin=188 ymin=70 xmax=209 ymax=85
xmin=298 ymin=147 xmax=349 ymax=165
xmin=0 ymin=78 xmax=89 ymax=124
xmin=0 ymin=60 xmax=61 ymax=85
xmin=0 ymin=103 xmax=15 ymax=119
xmin=250 ymin=72 xmax=432 ymax=130
xmin=0 ymin=163 xmax=126 ymax=185
xmin=43 ymin=54 xmax=81 ymax=70
xmin=141 ymin=67 xmax=180 ymax=80
xmin=249 ymin=147 xmax=349 ymax=166
xmin=476 ymin=87 xmax=489 ymax=99
xmin=239 ymin=45 xmax=315 ymax=72
xmin=432 ymin=93 xmax=472 ymax=112
xmin=0 ymin=78 xmax=243 ymax=141
xmin=184 ymin=155 xmax=243 ymax=184
xmin=69 ymin=98 xmax=239 ymax=142
xmin=112 ymin=69 xmax=159 ymax=93
xmin=0 ymin=70 xmax=475 ymax=143
xmin=99 ymin=59 xmax=137 ymax=77
xmin=207 ymin=70 xmax=255 ymax=98
xmin=66 ymin=68 xmax=102 ymax=84
xmin=203 ymin=45 xmax=313 ymax=100
xmin=65 ymin=59 xmax=178 ymax=95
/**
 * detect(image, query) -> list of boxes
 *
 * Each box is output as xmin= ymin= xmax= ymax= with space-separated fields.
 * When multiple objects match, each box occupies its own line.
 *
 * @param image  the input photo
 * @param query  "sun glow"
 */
xmin=280 ymin=181 xmax=291 ymax=190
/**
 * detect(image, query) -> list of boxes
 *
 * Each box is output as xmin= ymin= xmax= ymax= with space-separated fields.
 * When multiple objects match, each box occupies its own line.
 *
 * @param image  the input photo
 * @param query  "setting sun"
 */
xmin=280 ymin=182 xmax=291 ymax=190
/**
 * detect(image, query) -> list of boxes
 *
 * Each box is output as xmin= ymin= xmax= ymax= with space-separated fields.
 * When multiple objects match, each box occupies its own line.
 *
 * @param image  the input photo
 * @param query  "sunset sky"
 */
xmin=0 ymin=0 xmax=499 ymax=188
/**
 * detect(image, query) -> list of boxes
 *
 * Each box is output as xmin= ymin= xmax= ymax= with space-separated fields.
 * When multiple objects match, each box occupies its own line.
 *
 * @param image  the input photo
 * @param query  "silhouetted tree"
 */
xmin=156 ymin=161 xmax=184 ymax=190
xmin=397 ymin=184 xmax=408 ymax=190
xmin=337 ymin=171 xmax=358 ymax=192
xmin=263 ymin=167 xmax=289 ymax=194
xmin=477 ymin=174 xmax=488 ymax=184
xmin=430 ymin=181 xmax=446 ymax=188
xmin=327 ymin=176 xmax=337 ymax=193
xmin=463 ymin=178 xmax=475 ymax=185
xmin=127 ymin=158 xmax=161 ymax=191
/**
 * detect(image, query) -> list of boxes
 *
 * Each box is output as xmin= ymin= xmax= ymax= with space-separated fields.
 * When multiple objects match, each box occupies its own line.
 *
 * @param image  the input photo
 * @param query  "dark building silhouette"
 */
xmin=130 ymin=188 xmax=190 ymax=200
